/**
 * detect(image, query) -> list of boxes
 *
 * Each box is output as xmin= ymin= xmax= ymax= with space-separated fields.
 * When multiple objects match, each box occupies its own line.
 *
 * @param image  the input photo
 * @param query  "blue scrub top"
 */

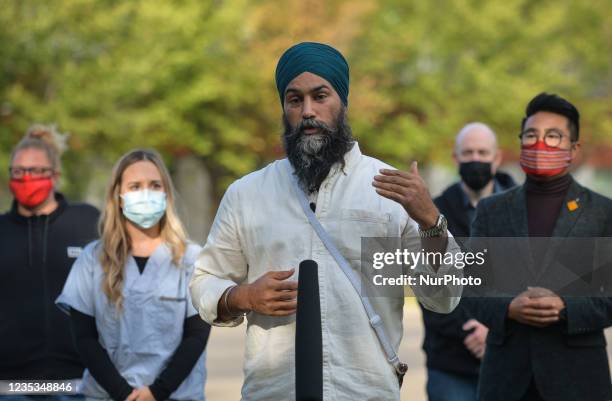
xmin=56 ymin=240 xmax=206 ymax=401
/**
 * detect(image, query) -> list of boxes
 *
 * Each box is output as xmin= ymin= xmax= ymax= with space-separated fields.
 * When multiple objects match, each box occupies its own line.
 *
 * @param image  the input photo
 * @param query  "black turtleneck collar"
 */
xmin=525 ymin=173 xmax=572 ymax=196
xmin=525 ymin=174 xmax=573 ymax=237
xmin=9 ymin=192 xmax=68 ymax=224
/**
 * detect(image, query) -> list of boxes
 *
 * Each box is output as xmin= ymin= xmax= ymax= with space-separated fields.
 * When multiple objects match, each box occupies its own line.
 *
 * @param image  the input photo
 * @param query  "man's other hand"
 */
xmin=233 ymin=269 xmax=298 ymax=316
xmin=463 ymin=319 xmax=488 ymax=359
xmin=508 ymin=289 xmax=564 ymax=327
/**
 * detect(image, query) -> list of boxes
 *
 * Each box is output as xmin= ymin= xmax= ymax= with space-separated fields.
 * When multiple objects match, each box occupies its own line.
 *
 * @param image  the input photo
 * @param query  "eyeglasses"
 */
xmin=519 ymin=131 xmax=569 ymax=148
xmin=9 ymin=166 xmax=55 ymax=179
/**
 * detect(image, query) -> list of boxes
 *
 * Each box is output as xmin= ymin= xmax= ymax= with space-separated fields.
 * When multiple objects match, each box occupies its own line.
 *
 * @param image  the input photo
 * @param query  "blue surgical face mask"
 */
xmin=121 ymin=189 xmax=167 ymax=229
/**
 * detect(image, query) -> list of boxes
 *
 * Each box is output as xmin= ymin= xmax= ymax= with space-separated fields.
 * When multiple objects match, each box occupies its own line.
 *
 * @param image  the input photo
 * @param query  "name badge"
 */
xmin=67 ymin=247 xmax=82 ymax=258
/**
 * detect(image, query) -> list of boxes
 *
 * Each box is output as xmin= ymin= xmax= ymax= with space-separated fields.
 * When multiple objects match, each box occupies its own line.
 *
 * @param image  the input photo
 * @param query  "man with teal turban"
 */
xmin=191 ymin=42 xmax=463 ymax=401
xmin=275 ymin=41 xmax=350 ymax=106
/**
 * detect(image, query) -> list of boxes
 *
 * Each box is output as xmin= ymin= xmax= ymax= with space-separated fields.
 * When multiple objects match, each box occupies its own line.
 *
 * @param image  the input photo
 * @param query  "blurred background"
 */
xmin=1 ymin=1 xmax=611 ymax=399
xmin=2 ymin=0 xmax=612 ymax=240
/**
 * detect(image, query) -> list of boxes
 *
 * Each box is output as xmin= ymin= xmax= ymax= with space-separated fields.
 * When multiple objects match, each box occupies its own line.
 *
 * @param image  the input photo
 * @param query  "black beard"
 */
xmin=283 ymin=108 xmax=354 ymax=193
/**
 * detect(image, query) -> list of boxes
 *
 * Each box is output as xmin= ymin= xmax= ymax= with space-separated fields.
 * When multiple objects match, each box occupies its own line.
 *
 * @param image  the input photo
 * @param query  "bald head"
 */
xmin=453 ymin=122 xmax=503 ymax=193
xmin=454 ymin=122 xmax=498 ymax=162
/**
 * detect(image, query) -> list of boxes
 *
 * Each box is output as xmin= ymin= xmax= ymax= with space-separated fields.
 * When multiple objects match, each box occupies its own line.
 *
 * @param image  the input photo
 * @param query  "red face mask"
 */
xmin=520 ymin=140 xmax=572 ymax=178
xmin=9 ymin=175 xmax=54 ymax=208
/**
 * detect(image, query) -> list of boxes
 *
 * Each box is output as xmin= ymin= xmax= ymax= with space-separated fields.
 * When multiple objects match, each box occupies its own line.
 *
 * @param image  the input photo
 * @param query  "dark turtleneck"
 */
xmin=525 ymin=173 xmax=572 ymax=237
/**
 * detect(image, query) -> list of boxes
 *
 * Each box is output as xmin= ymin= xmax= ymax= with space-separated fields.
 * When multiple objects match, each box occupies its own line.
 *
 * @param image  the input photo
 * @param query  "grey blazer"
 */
xmin=465 ymin=176 xmax=612 ymax=401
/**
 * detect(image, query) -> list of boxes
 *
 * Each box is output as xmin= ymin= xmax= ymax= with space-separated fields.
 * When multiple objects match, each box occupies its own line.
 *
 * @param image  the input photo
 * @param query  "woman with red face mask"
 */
xmin=0 ymin=125 xmax=100 ymax=400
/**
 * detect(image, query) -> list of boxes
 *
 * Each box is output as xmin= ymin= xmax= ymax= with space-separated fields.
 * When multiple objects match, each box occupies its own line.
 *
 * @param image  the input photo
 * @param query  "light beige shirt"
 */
xmin=190 ymin=143 xmax=461 ymax=401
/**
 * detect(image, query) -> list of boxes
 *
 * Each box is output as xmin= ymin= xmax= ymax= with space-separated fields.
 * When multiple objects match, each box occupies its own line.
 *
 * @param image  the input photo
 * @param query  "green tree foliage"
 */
xmin=348 ymin=0 xmax=612 ymax=167
xmin=0 ymin=0 xmax=282 ymax=199
xmin=1 ymin=0 xmax=611 ymax=203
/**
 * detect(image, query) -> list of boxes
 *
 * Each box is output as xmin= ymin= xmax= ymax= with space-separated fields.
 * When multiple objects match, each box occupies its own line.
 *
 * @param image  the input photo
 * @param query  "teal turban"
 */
xmin=275 ymin=42 xmax=349 ymax=106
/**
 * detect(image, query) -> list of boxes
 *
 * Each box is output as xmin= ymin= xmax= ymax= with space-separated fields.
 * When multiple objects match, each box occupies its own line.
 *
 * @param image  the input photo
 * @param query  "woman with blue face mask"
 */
xmin=56 ymin=149 xmax=210 ymax=401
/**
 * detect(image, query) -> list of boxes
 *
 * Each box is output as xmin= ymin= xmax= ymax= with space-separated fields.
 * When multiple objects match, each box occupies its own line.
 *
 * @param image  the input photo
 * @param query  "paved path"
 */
xmin=205 ymin=303 xmax=612 ymax=401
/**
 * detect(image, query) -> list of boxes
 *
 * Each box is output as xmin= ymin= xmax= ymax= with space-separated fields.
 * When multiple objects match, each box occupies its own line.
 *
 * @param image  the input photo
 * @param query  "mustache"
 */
xmin=296 ymin=118 xmax=332 ymax=133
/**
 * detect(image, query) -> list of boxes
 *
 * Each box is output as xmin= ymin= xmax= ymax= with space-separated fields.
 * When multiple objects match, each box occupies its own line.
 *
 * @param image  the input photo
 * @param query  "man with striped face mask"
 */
xmin=465 ymin=93 xmax=612 ymax=401
xmin=519 ymin=94 xmax=578 ymax=179
xmin=518 ymin=93 xmax=581 ymax=237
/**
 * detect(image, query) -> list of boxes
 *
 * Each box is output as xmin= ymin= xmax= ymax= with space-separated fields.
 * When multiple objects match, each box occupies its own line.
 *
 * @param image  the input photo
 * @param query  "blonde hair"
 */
xmin=99 ymin=149 xmax=188 ymax=310
xmin=11 ymin=124 xmax=68 ymax=171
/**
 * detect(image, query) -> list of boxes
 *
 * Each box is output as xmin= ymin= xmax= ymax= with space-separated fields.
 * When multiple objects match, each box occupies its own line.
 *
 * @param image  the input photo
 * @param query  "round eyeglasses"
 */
xmin=519 ymin=131 xmax=567 ymax=148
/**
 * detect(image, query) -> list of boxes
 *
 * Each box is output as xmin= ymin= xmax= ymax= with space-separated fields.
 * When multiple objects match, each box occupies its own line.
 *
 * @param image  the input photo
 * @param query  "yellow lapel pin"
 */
xmin=567 ymin=199 xmax=579 ymax=211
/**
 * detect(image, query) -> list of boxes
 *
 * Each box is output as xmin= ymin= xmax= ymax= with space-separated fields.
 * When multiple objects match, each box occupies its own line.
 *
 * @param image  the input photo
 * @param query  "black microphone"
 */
xmin=295 ymin=260 xmax=323 ymax=401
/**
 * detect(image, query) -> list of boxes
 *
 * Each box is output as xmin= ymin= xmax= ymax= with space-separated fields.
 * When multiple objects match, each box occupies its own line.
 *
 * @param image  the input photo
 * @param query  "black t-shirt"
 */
xmin=133 ymin=256 xmax=149 ymax=274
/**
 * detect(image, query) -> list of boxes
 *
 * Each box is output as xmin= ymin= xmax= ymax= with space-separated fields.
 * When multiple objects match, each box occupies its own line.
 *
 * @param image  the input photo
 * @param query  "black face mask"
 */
xmin=459 ymin=161 xmax=493 ymax=191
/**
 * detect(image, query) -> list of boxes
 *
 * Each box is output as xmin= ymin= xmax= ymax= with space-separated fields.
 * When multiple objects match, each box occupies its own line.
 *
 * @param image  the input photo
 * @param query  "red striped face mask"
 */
xmin=520 ymin=140 xmax=572 ymax=177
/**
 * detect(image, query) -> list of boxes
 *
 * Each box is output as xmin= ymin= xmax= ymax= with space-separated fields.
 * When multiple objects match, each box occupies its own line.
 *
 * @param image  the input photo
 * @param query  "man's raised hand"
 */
xmin=372 ymin=161 xmax=440 ymax=229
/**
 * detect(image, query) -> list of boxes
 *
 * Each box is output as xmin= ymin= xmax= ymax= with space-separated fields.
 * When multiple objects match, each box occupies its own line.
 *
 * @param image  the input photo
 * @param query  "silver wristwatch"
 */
xmin=418 ymin=213 xmax=448 ymax=238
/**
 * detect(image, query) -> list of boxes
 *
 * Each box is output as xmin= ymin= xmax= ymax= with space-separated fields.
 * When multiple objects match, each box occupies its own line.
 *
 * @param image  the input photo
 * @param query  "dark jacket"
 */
xmin=0 ymin=193 xmax=99 ymax=380
xmin=436 ymin=172 xmax=516 ymax=239
xmin=465 ymin=176 xmax=612 ymax=401
xmin=420 ymin=172 xmax=516 ymax=376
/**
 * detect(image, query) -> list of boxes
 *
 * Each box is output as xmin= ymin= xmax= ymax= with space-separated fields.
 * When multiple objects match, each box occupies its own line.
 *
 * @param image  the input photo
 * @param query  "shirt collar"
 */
xmin=125 ymin=243 xmax=173 ymax=292
xmin=460 ymin=184 xmax=472 ymax=208
xmin=330 ymin=141 xmax=361 ymax=177
xmin=460 ymin=178 xmax=501 ymax=208
xmin=493 ymin=179 xmax=501 ymax=193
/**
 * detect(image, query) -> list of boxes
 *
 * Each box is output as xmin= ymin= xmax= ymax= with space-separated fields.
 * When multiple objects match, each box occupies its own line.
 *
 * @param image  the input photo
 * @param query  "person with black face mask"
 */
xmin=445 ymin=122 xmax=516 ymax=233
xmin=420 ymin=122 xmax=516 ymax=401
